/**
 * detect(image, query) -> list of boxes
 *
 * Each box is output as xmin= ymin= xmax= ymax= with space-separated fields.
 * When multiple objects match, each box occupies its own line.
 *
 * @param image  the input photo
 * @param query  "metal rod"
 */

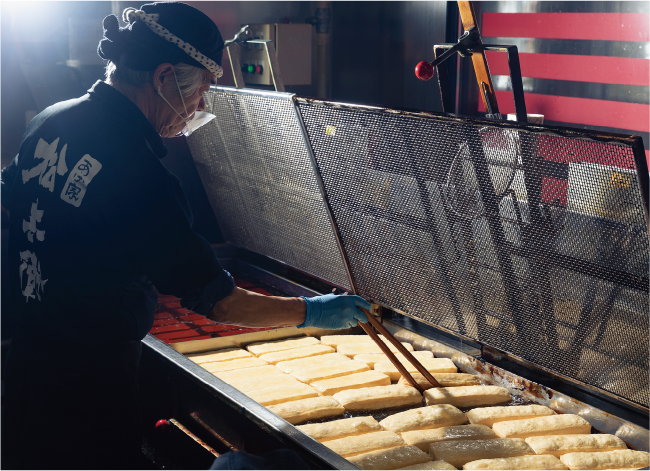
xmin=359 ymin=307 xmax=442 ymax=388
xmin=481 ymin=82 xmax=494 ymax=116
xmin=263 ymin=42 xmax=285 ymax=92
xmin=430 ymin=44 xmax=460 ymax=69
xmin=169 ymin=418 xmax=221 ymax=458
xmin=226 ymin=45 xmax=245 ymax=89
xmin=190 ymin=412 xmax=239 ymax=453
xmin=567 ymin=292 xmax=597 ymax=370
xmin=592 ymin=285 xmax=624 ymax=350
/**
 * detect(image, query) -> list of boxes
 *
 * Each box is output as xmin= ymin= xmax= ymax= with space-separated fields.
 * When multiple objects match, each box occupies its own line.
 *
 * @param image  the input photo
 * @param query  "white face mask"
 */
xmin=157 ymin=69 xmax=216 ymax=137
xmin=180 ymin=110 xmax=216 ymax=136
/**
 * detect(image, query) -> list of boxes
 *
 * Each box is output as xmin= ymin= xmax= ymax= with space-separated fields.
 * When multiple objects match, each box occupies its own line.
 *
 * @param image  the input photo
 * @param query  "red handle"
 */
xmin=415 ymin=61 xmax=435 ymax=81
xmin=155 ymin=419 xmax=171 ymax=433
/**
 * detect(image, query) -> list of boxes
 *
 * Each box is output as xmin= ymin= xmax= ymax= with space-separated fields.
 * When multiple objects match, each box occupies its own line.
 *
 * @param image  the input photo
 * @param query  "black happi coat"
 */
xmin=1 ymin=80 xmax=235 ymax=344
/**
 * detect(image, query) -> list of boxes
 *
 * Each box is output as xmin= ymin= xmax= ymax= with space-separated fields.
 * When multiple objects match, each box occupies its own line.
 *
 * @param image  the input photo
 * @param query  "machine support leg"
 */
xmin=402 ymin=132 xmax=468 ymax=335
xmin=263 ymin=42 xmax=285 ymax=93
xmin=506 ymin=47 xmax=528 ymax=123
xmin=435 ymin=47 xmax=455 ymax=113
xmin=226 ymin=45 xmax=245 ymax=89
xmin=460 ymin=217 xmax=489 ymax=341
xmin=464 ymin=127 xmax=532 ymax=354
xmin=518 ymin=133 xmax=562 ymax=366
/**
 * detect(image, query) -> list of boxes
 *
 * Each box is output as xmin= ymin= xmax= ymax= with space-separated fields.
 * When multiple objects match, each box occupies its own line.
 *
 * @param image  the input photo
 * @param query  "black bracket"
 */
xmin=434 ymin=42 xmax=528 ymax=123
xmin=429 ymin=26 xmax=481 ymax=68
xmin=224 ymin=25 xmax=253 ymax=47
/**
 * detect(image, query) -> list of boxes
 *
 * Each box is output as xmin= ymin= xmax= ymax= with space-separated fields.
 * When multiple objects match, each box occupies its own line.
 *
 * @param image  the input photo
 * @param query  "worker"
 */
xmin=0 ymin=2 xmax=369 ymax=469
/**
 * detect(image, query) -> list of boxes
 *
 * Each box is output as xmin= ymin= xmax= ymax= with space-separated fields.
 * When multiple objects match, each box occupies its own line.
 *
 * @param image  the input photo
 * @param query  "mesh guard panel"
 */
xmin=295 ymin=98 xmax=649 ymax=409
xmin=186 ymin=88 xmax=352 ymax=291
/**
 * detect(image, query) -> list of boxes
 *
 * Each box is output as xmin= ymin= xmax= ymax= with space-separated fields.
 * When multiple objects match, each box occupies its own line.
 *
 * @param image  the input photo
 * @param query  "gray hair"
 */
xmin=104 ymin=61 xmax=206 ymax=97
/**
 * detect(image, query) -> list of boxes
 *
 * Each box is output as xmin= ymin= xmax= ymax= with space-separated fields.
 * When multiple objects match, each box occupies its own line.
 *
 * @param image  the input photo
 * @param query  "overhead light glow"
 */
xmin=4 ymin=1 xmax=69 ymax=43
xmin=0 ymin=0 xmax=52 ymax=17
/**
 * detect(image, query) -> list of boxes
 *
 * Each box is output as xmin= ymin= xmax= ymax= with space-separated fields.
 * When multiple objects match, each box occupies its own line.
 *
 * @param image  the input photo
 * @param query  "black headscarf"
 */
xmin=97 ymin=2 xmax=224 ymax=72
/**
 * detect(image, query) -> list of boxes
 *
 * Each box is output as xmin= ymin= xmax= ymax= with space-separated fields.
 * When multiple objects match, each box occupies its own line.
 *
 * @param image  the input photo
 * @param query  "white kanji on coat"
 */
xmin=19 ymin=250 xmax=47 ymax=302
xmin=22 ymin=199 xmax=45 ymax=243
xmin=21 ymin=137 xmax=68 ymax=191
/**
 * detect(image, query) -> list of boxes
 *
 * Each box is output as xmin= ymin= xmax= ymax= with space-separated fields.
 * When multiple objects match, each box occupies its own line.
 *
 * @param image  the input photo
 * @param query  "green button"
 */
xmin=247 ymin=65 xmax=254 ymax=73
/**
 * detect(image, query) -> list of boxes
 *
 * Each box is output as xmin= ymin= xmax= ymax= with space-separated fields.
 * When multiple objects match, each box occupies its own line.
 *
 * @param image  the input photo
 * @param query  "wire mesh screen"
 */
xmin=186 ymin=88 xmax=351 ymax=291
xmin=296 ymin=98 xmax=649 ymax=408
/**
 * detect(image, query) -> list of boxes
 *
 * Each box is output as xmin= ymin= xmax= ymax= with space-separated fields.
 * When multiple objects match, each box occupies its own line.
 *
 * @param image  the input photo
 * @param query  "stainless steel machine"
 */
xmin=140 ymin=86 xmax=649 ymax=469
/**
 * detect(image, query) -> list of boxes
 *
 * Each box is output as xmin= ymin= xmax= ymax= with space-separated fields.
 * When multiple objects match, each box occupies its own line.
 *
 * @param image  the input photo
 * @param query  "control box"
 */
xmin=240 ymin=23 xmax=312 ymax=86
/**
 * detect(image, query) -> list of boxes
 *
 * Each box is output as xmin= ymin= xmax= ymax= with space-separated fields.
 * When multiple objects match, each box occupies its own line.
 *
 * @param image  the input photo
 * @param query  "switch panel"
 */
xmin=240 ymin=23 xmax=312 ymax=86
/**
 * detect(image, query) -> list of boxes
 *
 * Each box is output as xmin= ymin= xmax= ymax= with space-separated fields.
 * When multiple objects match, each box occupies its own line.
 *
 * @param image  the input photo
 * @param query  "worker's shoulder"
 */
xmin=29 ymin=95 xmax=152 ymax=157
xmin=22 ymin=94 xmax=91 ymax=140
xmin=22 ymin=94 xmax=125 ymax=155
xmin=19 ymin=90 xmax=165 ymax=184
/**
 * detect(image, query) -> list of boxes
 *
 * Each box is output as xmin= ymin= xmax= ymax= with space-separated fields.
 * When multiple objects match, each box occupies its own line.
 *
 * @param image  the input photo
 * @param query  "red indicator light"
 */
xmin=256 ymin=65 xmax=263 ymax=74
xmin=415 ymin=61 xmax=434 ymax=81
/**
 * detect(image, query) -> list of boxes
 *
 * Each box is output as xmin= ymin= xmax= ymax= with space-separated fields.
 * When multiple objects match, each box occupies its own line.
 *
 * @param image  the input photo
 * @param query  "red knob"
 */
xmin=155 ymin=419 xmax=171 ymax=433
xmin=415 ymin=61 xmax=434 ymax=81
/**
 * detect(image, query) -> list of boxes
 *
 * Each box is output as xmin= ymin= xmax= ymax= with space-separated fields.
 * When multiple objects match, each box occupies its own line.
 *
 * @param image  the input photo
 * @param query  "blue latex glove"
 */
xmin=297 ymin=293 xmax=371 ymax=330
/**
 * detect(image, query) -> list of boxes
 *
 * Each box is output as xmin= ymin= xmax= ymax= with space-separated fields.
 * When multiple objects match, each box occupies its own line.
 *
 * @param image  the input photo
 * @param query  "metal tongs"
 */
xmin=357 ymin=307 xmax=441 ymax=393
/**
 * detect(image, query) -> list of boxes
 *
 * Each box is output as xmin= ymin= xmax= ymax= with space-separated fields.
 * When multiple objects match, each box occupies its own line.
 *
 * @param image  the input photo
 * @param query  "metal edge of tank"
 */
xmin=143 ymin=333 xmax=359 ymax=470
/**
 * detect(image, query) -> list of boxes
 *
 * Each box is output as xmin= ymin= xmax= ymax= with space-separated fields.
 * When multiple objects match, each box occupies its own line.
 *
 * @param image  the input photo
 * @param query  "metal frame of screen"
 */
xmin=186 ymin=86 xmax=648 ymax=412
xmin=292 ymin=97 xmax=648 ymax=412
xmin=186 ymin=86 xmax=353 ymax=292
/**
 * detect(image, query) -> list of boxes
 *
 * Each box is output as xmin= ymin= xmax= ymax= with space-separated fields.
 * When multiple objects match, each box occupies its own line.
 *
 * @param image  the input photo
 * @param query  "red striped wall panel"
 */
xmin=485 ymin=51 xmax=649 ymax=87
xmin=479 ymin=91 xmax=650 ymax=168
xmin=482 ymin=13 xmax=650 ymax=42
xmin=480 ymin=10 xmax=649 ymax=164
xmin=479 ymin=91 xmax=649 ymax=134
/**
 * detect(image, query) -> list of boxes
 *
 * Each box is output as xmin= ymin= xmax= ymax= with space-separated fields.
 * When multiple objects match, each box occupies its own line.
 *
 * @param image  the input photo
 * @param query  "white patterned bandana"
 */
xmin=123 ymin=8 xmax=223 ymax=78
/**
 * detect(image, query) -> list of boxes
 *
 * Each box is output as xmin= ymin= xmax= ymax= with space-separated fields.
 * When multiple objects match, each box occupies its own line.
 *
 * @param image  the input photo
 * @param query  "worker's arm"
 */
xmin=101 ymin=150 xmax=238 ymax=315
xmin=210 ymin=288 xmax=370 ymax=329
xmin=103 ymin=145 xmax=370 ymax=330
xmin=209 ymin=287 xmax=306 ymax=327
